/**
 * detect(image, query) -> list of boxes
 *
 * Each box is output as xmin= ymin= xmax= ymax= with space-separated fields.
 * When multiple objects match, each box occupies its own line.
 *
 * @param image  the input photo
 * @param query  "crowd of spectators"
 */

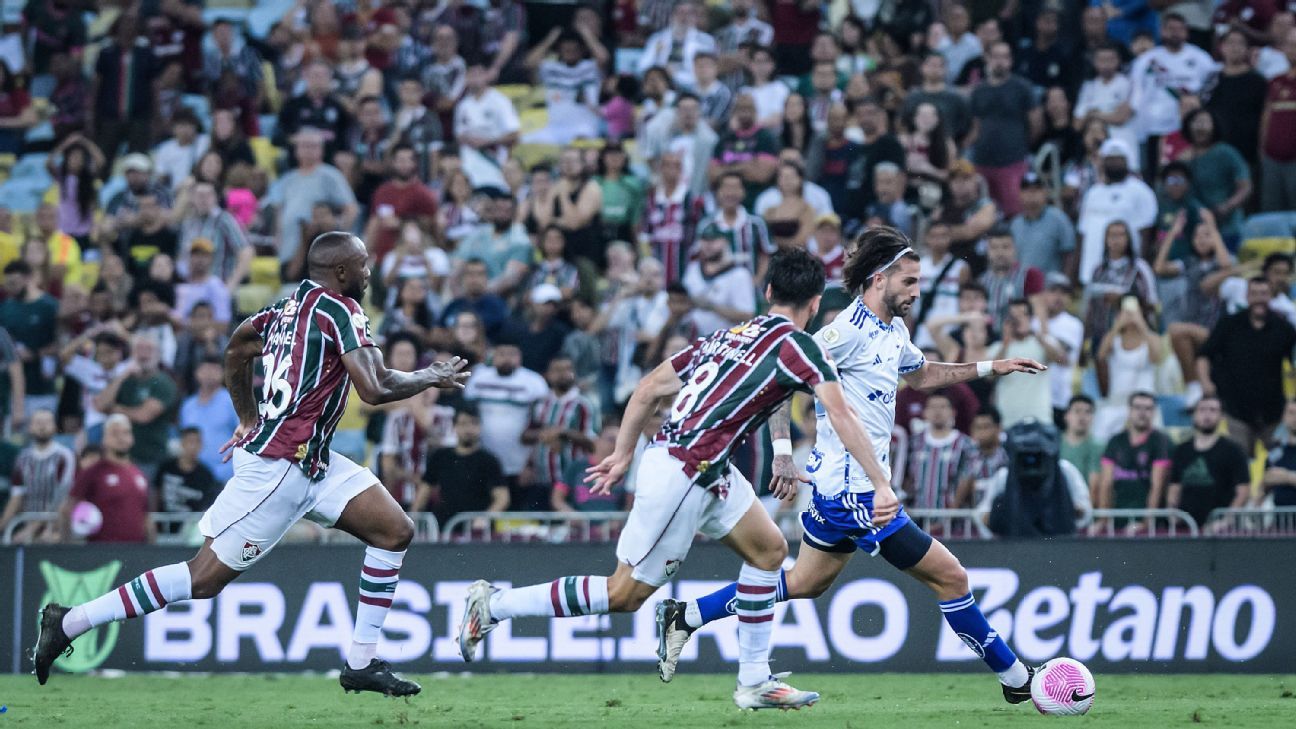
xmin=4 ymin=0 xmax=1296 ymax=544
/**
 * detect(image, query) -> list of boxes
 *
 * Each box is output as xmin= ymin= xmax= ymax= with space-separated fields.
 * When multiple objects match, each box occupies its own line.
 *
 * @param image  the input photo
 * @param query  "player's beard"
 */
xmin=343 ymin=279 xmax=367 ymax=301
xmin=886 ymin=291 xmax=915 ymax=319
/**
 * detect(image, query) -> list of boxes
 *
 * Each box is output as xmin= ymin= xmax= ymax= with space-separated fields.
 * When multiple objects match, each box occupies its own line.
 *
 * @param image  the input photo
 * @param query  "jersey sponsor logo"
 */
xmin=822 ymin=327 xmax=840 ymax=344
xmin=664 ymin=559 xmax=681 ymax=579
xmin=281 ymin=298 xmax=298 ymax=320
xmin=351 ymin=311 xmax=368 ymax=332
xmin=866 ymin=389 xmax=897 ymax=405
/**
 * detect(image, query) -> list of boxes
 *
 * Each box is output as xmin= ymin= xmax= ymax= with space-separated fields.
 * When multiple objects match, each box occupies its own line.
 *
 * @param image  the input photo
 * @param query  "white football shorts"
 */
xmin=615 ymin=446 xmax=756 ymax=587
xmin=198 ymin=448 xmax=377 ymax=570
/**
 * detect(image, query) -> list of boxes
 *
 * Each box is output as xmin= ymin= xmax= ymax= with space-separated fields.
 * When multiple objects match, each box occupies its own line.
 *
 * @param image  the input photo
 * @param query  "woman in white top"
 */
xmin=1092 ymin=300 xmax=1164 ymax=442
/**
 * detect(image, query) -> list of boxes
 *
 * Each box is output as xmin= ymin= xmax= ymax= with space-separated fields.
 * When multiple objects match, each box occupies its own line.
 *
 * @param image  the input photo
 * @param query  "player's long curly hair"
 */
xmin=842 ymin=226 xmax=921 ymax=295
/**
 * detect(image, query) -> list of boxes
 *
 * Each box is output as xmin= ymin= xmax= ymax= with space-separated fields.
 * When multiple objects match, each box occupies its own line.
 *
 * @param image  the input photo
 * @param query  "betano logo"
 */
xmin=37 ymin=560 xmax=123 ymax=673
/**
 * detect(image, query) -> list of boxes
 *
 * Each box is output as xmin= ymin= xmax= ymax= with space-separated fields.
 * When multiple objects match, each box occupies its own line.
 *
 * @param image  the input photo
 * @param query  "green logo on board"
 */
xmin=37 ymin=561 xmax=122 ymax=673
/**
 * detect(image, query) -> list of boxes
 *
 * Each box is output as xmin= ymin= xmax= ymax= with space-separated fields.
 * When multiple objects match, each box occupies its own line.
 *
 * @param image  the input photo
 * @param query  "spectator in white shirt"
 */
xmin=1073 ymin=43 xmax=1140 ymax=172
xmin=739 ymin=46 xmax=789 ymax=130
xmin=521 ymin=28 xmax=602 ymax=145
xmin=454 ymin=64 xmax=521 ymax=165
xmin=1129 ymin=12 xmax=1219 ymax=175
xmin=637 ymin=0 xmax=717 ymax=88
xmin=753 ymin=149 xmax=835 ymax=216
xmin=681 ymin=230 xmax=756 ymax=336
xmin=152 ymin=109 xmax=209 ymax=192
xmin=1256 ymin=12 xmax=1295 ymax=80
xmin=932 ymin=4 xmax=981 ymax=83
xmin=1076 ymin=139 xmax=1157 ymax=284
xmin=462 ymin=343 xmax=549 ymax=484
xmin=1039 ymin=273 xmax=1085 ymax=423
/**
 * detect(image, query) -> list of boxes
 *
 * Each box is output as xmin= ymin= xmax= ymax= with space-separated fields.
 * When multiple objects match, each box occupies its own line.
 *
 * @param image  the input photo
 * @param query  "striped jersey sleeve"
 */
xmin=247 ymin=301 xmax=281 ymax=338
xmin=314 ymin=293 xmax=376 ymax=355
xmin=667 ymin=339 xmax=700 ymax=379
xmin=775 ymin=330 xmax=839 ymax=391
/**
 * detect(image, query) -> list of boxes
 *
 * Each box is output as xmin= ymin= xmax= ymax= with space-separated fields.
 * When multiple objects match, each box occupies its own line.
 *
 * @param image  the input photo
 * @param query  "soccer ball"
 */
xmin=70 ymin=501 xmax=103 ymax=538
xmin=1030 ymin=657 xmax=1095 ymax=716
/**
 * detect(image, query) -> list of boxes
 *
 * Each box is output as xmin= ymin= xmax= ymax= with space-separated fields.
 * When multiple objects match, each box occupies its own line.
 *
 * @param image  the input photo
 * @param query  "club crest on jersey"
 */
xmin=664 ymin=559 xmax=681 ymax=579
xmin=351 ymin=311 xmax=369 ymax=331
xmin=241 ymin=542 xmax=263 ymax=563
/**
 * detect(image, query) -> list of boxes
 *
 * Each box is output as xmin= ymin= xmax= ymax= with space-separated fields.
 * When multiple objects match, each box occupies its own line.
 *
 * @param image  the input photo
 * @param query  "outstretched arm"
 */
xmin=586 ymin=359 xmax=683 ymax=493
xmin=902 ymin=358 xmax=1046 ymax=391
xmin=342 ymin=347 xmax=470 ymax=406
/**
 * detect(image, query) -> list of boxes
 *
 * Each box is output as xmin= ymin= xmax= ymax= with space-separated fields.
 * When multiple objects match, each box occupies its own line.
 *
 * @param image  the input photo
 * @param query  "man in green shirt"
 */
xmin=1060 ymin=395 xmax=1104 ymax=498
xmin=0 ymin=260 xmax=59 ymax=414
xmin=97 ymin=335 xmax=177 ymax=483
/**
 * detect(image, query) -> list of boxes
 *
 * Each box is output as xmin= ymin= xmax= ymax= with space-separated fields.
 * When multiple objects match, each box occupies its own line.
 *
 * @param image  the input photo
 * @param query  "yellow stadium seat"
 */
xmin=512 ymin=143 xmax=561 ymax=169
xmin=1239 ymin=236 xmax=1295 ymax=263
xmin=249 ymin=255 xmax=281 ymax=288
xmin=262 ymin=61 xmax=281 ymax=113
xmin=569 ymin=138 xmax=605 ymax=150
xmin=249 ymin=137 xmax=281 ymax=179
xmin=237 ymin=283 xmax=278 ymax=314
xmin=518 ymin=107 xmax=549 ymax=134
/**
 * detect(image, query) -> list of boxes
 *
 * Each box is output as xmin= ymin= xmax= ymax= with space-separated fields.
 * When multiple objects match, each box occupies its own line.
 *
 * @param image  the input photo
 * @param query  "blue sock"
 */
xmin=939 ymin=593 xmax=1018 ymax=673
xmin=688 ymin=570 xmax=787 ymax=628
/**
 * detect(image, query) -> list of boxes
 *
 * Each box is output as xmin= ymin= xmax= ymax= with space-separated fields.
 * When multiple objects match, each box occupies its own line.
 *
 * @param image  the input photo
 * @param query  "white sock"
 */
xmin=735 ymin=563 xmax=779 ymax=687
xmin=684 ymin=601 xmax=703 ymax=629
xmin=351 ymin=547 xmax=404 ymax=668
xmin=490 ymin=576 xmax=610 ymax=620
xmin=998 ymin=659 xmax=1030 ymax=688
xmin=347 ymin=642 xmax=377 ymax=670
xmin=65 ymin=562 xmax=192 ymax=640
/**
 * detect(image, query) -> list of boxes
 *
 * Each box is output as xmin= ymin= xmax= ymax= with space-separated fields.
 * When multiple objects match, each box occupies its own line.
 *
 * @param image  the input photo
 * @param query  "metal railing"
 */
xmin=1085 ymin=508 xmax=1200 ymax=537
xmin=1204 ymin=507 xmax=1296 ymax=537
xmin=441 ymin=511 xmax=628 ymax=543
xmin=1 ymin=511 xmax=440 ymax=545
xmin=907 ymin=509 xmax=994 ymax=540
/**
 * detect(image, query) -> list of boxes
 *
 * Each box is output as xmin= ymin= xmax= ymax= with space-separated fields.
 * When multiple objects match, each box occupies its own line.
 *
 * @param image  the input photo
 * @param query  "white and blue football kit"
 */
xmin=801 ymin=298 xmax=931 ymax=562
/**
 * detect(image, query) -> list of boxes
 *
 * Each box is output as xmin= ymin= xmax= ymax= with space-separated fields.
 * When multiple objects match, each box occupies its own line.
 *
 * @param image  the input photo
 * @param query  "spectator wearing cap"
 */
xmin=1261 ymin=27 xmax=1296 ymax=211
xmin=364 ymin=145 xmax=440 ymax=265
xmin=968 ymin=41 xmax=1040 ymax=218
xmin=644 ymin=92 xmax=718 ymax=198
xmin=106 ymin=154 xmax=174 ymax=225
xmin=809 ymin=213 xmax=847 ymax=289
xmin=177 ymin=180 xmax=250 ymax=291
xmin=152 ymin=109 xmax=210 ymax=193
xmin=266 ymin=129 xmax=358 ymax=272
xmin=1010 ymin=173 xmax=1074 ymax=276
xmin=863 ymin=162 xmax=915 ymax=240
xmin=275 ymin=60 xmax=352 ymax=164
xmin=453 ymin=187 xmax=531 ymax=297
xmin=805 ymin=102 xmax=862 ymax=218
xmin=521 ymin=29 xmax=602 ymax=145
xmin=1129 ymin=13 xmax=1219 ymax=177
xmin=172 ymin=237 xmax=231 ymax=327
xmin=178 ymin=356 xmax=238 ymax=482
xmin=500 ymin=283 xmax=572 ymax=375
xmin=696 ymin=172 xmax=774 ymax=278
xmin=932 ymin=160 xmax=997 ymax=269
xmin=455 ymin=64 xmax=522 ymax=166
xmin=710 ymin=93 xmax=779 ymax=208
xmin=1076 ymin=139 xmax=1157 ymax=284
xmin=91 ymin=14 xmax=156 ymax=169
xmin=681 ymin=229 xmax=756 ymax=336
xmin=1040 ymin=273 xmax=1084 ymax=421
xmin=980 ymin=225 xmax=1045 ymax=321
xmin=637 ymin=0 xmax=716 ymax=88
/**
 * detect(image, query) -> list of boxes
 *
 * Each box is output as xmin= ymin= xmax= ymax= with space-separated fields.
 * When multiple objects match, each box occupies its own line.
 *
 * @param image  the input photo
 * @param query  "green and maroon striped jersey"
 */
xmin=236 ymin=280 xmax=376 ymax=480
xmin=654 ymin=314 xmax=837 ymax=482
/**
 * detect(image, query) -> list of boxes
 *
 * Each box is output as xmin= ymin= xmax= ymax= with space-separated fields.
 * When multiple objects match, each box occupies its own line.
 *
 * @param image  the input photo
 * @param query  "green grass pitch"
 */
xmin=2 ymin=673 xmax=1294 ymax=728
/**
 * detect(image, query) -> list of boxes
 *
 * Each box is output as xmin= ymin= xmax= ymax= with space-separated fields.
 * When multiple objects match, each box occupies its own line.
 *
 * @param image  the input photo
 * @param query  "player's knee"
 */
xmin=940 ymin=559 xmax=970 ymax=597
xmin=750 ymin=538 xmax=788 ymax=572
xmin=374 ymin=515 xmax=415 ymax=551
xmin=187 ymin=563 xmax=230 ymax=600
xmin=605 ymin=574 xmax=650 ymax=612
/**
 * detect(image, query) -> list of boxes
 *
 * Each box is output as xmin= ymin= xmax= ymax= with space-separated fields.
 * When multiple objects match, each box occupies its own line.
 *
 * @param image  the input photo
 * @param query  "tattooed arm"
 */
xmin=767 ymin=400 xmax=806 ymax=502
xmin=901 ymin=358 xmax=1047 ymax=391
xmin=219 ymin=319 xmax=266 ymax=460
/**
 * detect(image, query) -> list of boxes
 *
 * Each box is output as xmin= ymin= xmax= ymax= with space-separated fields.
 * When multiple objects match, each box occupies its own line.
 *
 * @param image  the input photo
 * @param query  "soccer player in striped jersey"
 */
xmin=458 ymin=248 xmax=900 ymax=711
xmin=32 ymin=232 xmax=469 ymax=696
xmin=657 ymin=227 xmax=1052 ymax=706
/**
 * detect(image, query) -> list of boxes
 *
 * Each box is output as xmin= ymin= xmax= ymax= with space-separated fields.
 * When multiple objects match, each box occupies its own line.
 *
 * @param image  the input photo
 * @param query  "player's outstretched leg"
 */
xmin=331 ymin=484 xmax=421 ymax=697
xmin=33 ymin=546 xmax=234 ymax=685
xmin=904 ymin=537 xmax=1035 ymax=704
xmin=459 ymin=572 xmax=614 ymax=662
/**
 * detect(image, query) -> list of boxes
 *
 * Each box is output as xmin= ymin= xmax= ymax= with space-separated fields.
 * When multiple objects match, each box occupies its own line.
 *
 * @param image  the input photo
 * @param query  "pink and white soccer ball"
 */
xmin=1030 ymin=658 xmax=1095 ymax=716
xmin=70 ymin=501 xmax=103 ymax=537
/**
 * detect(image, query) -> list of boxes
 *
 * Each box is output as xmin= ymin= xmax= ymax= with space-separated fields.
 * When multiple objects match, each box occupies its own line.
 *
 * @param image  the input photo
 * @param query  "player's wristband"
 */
xmin=977 ymin=360 xmax=994 ymax=378
xmin=772 ymin=438 xmax=793 ymax=456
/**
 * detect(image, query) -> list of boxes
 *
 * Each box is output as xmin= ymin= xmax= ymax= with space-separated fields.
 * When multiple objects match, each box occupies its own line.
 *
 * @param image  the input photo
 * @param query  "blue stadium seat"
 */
xmin=99 ymin=176 xmax=127 ymax=209
xmin=180 ymin=95 xmax=212 ymax=128
xmin=259 ymin=114 xmax=277 ymax=141
xmin=247 ymin=0 xmax=295 ymax=39
xmin=1157 ymin=395 xmax=1191 ymax=428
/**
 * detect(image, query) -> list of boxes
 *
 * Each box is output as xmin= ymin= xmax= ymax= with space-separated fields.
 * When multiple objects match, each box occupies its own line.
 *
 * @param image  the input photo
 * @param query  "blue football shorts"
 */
xmin=800 ymin=487 xmax=933 ymax=570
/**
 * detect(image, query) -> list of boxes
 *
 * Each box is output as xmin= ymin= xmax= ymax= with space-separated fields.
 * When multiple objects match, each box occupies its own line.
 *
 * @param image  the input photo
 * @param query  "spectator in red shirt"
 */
xmin=1260 ymin=27 xmax=1296 ymax=211
xmin=362 ymin=144 xmax=440 ymax=264
xmin=768 ymin=0 xmax=821 ymax=76
xmin=58 ymin=414 xmax=152 ymax=543
xmin=0 ymin=63 xmax=35 ymax=154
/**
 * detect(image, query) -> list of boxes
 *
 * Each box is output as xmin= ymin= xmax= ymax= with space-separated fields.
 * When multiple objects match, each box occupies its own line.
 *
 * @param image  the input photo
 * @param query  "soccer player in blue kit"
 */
xmin=656 ymin=227 xmax=1049 ymax=704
